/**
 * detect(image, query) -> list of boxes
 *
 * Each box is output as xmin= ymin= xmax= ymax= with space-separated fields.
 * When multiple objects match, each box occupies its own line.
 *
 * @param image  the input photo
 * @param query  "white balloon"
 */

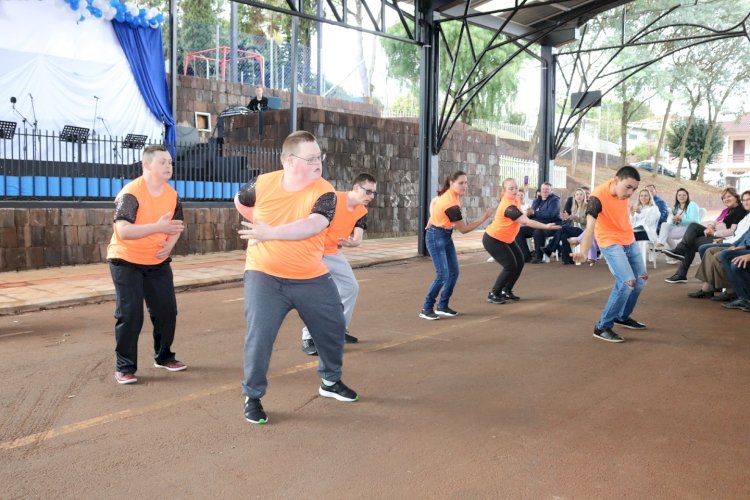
xmin=103 ymin=6 xmax=116 ymax=20
xmin=148 ymin=7 xmax=158 ymax=18
xmin=81 ymin=7 xmax=92 ymax=18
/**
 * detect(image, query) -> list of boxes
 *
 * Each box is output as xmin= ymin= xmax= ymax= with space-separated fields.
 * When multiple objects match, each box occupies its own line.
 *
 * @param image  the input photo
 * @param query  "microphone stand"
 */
xmin=28 ymin=94 xmax=39 ymax=160
xmin=98 ymin=117 xmax=121 ymax=161
xmin=11 ymin=101 xmax=30 ymax=160
xmin=92 ymin=96 xmax=100 ymax=138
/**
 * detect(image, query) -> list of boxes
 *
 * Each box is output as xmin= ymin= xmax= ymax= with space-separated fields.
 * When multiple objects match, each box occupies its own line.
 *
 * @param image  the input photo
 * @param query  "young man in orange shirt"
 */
xmin=572 ymin=166 xmax=648 ymax=343
xmin=300 ymin=173 xmax=377 ymax=356
xmin=234 ymin=131 xmax=358 ymax=424
xmin=107 ymin=145 xmax=187 ymax=385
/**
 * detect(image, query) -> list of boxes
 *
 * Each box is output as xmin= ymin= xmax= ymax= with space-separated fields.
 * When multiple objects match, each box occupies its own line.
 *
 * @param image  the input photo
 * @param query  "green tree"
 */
xmin=381 ymin=22 xmax=524 ymax=124
xmin=666 ymin=118 xmax=723 ymax=181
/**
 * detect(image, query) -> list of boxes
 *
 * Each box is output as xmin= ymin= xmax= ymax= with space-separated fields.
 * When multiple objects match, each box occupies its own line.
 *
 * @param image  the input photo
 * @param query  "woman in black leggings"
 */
xmin=483 ymin=178 xmax=561 ymax=303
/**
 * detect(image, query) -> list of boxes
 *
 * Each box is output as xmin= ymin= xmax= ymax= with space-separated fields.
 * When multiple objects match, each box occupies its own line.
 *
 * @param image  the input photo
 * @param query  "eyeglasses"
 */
xmin=289 ymin=153 xmax=326 ymax=165
xmin=358 ymin=185 xmax=377 ymax=196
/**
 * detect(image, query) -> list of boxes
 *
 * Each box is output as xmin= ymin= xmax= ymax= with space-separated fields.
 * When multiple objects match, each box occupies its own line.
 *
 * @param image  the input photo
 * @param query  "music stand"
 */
xmin=60 ymin=125 xmax=90 ymax=165
xmin=0 ymin=120 xmax=16 ymax=139
xmin=122 ymin=134 xmax=148 ymax=149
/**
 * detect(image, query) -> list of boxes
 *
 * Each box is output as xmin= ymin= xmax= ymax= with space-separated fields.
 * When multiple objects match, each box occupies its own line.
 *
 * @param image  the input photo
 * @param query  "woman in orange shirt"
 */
xmin=419 ymin=171 xmax=493 ymax=320
xmin=483 ymin=178 xmax=561 ymax=303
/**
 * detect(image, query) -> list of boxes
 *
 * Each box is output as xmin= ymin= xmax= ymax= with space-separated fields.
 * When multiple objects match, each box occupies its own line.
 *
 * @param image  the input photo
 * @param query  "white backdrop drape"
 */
xmin=0 ymin=0 xmax=163 ymax=161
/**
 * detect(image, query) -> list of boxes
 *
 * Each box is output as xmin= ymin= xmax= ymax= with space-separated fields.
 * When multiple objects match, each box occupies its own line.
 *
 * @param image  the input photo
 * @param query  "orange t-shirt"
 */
xmin=590 ymin=180 xmax=635 ymax=247
xmin=107 ymin=177 xmax=181 ymax=265
xmin=428 ymin=190 xmax=461 ymax=228
xmin=245 ymin=170 xmax=335 ymax=279
xmin=486 ymin=194 xmax=521 ymax=243
xmin=324 ymin=192 xmax=368 ymax=255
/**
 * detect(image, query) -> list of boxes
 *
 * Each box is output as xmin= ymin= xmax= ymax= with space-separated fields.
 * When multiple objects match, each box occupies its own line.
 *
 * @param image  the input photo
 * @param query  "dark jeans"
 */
xmin=548 ymin=225 xmax=583 ymax=263
xmin=515 ymin=226 xmax=556 ymax=260
xmin=109 ymin=259 xmax=178 ymax=374
xmin=674 ymin=222 xmax=711 ymax=277
xmin=483 ymin=233 xmax=524 ymax=294
xmin=422 ymin=225 xmax=459 ymax=310
xmin=719 ymin=249 xmax=750 ymax=299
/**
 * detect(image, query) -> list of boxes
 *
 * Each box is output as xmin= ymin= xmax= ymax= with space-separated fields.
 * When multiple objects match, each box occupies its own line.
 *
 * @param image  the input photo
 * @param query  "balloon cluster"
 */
xmin=56 ymin=0 xmax=165 ymax=29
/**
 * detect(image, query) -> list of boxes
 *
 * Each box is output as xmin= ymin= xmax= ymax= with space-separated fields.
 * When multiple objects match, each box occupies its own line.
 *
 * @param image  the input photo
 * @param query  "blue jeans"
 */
xmin=422 ymin=226 xmax=459 ymax=310
xmin=718 ymin=249 xmax=750 ymax=300
xmin=598 ymin=242 xmax=647 ymax=329
xmin=698 ymin=242 xmax=729 ymax=259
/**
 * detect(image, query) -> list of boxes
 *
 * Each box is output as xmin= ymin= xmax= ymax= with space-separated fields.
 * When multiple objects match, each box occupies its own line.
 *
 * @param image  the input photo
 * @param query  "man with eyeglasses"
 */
xmin=301 ymin=173 xmax=377 ymax=356
xmin=234 ymin=131 xmax=359 ymax=425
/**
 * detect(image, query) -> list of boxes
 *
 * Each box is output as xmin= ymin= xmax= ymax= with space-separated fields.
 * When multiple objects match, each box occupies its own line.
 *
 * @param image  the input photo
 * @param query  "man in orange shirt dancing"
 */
xmin=572 ymin=166 xmax=648 ymax=343
xmin=234 ymin=131 xmax=359 ymax=425
xmin=301 ymin=173 xmax=377 ymax=356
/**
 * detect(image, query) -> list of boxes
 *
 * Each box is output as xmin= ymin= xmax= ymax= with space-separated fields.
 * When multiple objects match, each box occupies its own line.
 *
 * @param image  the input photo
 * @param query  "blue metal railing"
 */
xmin=0 ymin=131 xmax=280 ymax=201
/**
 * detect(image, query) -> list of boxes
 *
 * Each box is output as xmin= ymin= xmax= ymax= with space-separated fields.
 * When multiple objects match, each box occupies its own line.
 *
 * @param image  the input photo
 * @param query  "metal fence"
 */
xmin=0 ymin=131 xmax=280 ymax=201
xmin=498 ymin=155 xmax=567 ymax=189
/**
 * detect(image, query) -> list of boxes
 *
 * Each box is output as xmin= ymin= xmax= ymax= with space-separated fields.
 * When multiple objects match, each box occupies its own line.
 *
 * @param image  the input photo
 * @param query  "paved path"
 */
xmin=0 ymin=232 xmax=485 ymax=315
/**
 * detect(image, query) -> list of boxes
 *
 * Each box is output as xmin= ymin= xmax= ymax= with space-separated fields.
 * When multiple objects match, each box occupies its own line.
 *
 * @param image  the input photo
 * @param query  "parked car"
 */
xmin=633 ymin=160 xmax=675 ymax=177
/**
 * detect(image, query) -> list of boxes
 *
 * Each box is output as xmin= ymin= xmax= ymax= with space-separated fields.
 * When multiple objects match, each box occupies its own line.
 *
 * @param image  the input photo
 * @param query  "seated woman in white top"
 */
xmin=656 ymin=187 xmax=701 ymax=249
xmin=631 ymin=188 xmax=661 ymax=242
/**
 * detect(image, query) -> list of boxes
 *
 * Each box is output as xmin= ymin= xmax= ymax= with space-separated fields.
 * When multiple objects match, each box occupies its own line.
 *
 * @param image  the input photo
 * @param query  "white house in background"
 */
xmin=626 ymin=117 xmax=670 ymax=163
xmin=715 ymin=114 xmax=750 ymax=190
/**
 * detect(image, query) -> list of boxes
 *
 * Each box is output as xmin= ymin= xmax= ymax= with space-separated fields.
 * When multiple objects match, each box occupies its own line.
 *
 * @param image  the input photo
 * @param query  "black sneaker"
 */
xmin=301 ymin=338 xmax=318 ymax=356
xmin=419 ymin=309 xmax=440 ymax=320
xmin=662 ymin=248 xmax=685 ymax=261
xmin=722 ymin=298 xmax=750 ymax=310
xmin=664 ymin=273 xmax=688 ymax=284
xmin=244 ymin=397 xmax=268 ymax=424
xmin=319 ymin=380 xmax=359 ymax=402
xmin=593 ymin=326 xmax=625 ymax=343
xmin=486 ymin=292 xmax=506 ymax=304
xmin=529 ymin=256 xmax=544 ymax=264
xmin=614 ymin=318 xmax=646 ymax=330
xmin=435 ymin=306 xmax=459 ymax=317
xmin=501 ymin=290 xmax=521 ymax=301
xmin=344 ymin=332 xmax=359 ymax=343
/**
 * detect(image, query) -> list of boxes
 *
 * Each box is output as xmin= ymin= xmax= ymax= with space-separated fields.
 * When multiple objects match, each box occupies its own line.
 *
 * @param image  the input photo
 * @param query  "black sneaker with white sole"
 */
xmin=664 ymin=273 xmax=688 ymax=283
xmin=419 ymin=309 xmax=440 ymax=320
xmin=593 ymin=326 xmax=625 ymax=343
xmin=614 ymin=318 xmax=646 ymax=330
xmin=244 ymin=397 xmax=268 ymax=424
xmin=435 ymin=306 xmax=458 ymax=317
xmin=662 ymin=248 xmax=685 ymax=261
xmin=319 ymin=380 xmax=359 ymax=402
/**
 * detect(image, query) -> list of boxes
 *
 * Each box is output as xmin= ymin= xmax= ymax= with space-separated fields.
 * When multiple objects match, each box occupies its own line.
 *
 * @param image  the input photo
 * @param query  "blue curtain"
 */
xmin=112 ymin=22 xmax=175 ymax=151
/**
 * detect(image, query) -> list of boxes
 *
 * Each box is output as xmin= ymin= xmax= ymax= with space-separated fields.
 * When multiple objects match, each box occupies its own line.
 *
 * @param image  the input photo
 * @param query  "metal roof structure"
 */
xmin=208 ymin=0 xmax=749 ymax=253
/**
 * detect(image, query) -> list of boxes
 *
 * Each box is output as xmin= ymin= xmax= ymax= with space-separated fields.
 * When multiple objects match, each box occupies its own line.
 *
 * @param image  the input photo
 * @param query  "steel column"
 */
xmin=417 ymin=5 xmax=438 ymax=256
xmin=538 ymin=45 xmax=555 ymax=186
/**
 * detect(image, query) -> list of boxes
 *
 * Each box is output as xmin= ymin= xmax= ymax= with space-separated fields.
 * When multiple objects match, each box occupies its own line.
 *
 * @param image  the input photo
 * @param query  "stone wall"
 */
xmin=0 ymin=107 xmax=535 ymax=271
xmin=176 ymin=75 xmax=382 ymax=142
xmin=0 ymin=207 xmax=245 ymax=272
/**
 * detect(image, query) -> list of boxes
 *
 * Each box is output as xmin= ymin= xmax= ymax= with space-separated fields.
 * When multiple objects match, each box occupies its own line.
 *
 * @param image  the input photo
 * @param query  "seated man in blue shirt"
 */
xmin=514 ymin=182 xmax=562 ymax=264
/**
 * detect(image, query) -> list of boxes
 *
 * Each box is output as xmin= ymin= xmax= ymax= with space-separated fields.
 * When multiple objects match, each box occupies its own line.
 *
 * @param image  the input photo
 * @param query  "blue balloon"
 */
xmin=115 ymin=12 xmax=125 ymax=21
xmin=110 ymin=0 xmax=119 ymax=6
xmin=138 ymin=8 xmax=146 ymax=18
xmin=92 ymin=7 xmax=102 ymax=17
xmin=155 ymin=13 xmax=164 ymax=23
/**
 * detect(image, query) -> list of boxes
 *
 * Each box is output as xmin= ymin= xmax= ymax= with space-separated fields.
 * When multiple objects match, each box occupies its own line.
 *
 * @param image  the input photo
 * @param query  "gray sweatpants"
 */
xmin=242 ymin=270 xmax=346 ymax=399
xmin=302 ymin=252 xmax=359 ymax=340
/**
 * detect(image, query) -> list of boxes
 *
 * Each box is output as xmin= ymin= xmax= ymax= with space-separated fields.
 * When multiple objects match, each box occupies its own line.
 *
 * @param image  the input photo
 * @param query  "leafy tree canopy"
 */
xmin=381 ymin=21 xmax=525 ymax=124
xmin=666 ymin=117 xmax=723 ymax=180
